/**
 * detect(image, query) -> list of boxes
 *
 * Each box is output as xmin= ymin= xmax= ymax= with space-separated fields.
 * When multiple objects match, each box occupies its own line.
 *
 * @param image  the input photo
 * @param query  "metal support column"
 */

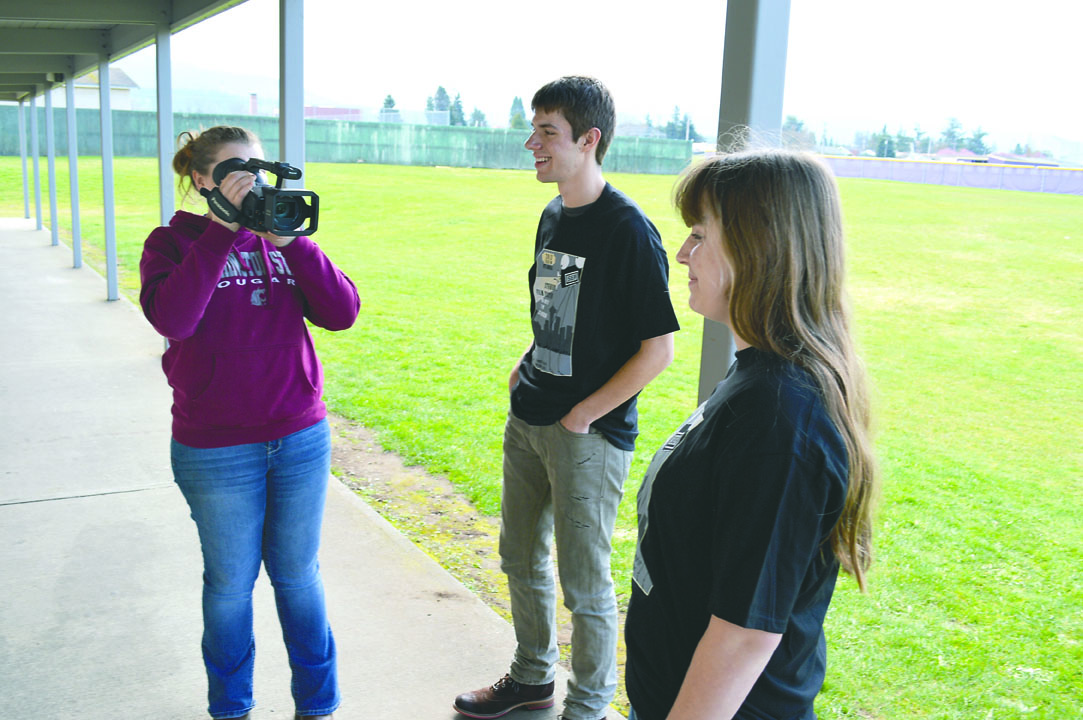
xmin=44 ymin=85 xmax=59 ymax=246
xmin=279 ymin=0 xmax=305 ymax=186
xmin=99 ymin=56 xmax=119 ymax=301
xmin=66 ymin=75 xmax=82 ymax=268
xmin=19 ymin=99 xmax=29 ymax=219
xmin=30 ymin=92 xmax=42 ymax=230
xmin=697 ymin=0 xmax=792 ymax=403
xmin=156 ymin=23 xmax=174 ymax=225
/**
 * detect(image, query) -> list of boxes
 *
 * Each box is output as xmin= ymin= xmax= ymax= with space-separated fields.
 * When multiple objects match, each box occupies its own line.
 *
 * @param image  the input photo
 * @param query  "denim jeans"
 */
xmin=500 ymin=411 xmax=633 ymax=720
xmin=171 ymin=418 xmax=340 ymax=719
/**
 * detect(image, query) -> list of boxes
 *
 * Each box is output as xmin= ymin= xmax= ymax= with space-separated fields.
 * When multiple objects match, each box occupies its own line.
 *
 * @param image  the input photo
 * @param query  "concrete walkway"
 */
xmin=0 ymin=218 xmax=622 ymax=720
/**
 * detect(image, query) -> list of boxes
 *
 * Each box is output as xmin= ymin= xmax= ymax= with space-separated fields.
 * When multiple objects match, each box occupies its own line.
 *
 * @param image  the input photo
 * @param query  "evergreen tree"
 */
xmin=663 ymin=107 xmax=701 ymax=141
xmin=426 ymin=96 xmax=435 ymax=111
xmin=433 ymin=86 xmax=451 ymax=111
xmin=383 ymin=95 xmax=396 ymax=109
xmin=894 ymin=128 xmax=914 ymax=154
xmin=966 ymin=127 xmax=990 ymax=155
xmin=664 ymin=106 xmax=683 ymax=139
xmin=875 ymin=125 xmax=896 ymax=157
xmin=470 ymin=108 xmax=488 ymax=128
xmin=913 ymin=126 xmax=928 ymax=153
xmin=450 ymin=93 xmax=466 ymax=126
xmin=782 ymin=115 xmax=816 ymax=148
xmin=509 ymin=96 xmax=527 ymax=128
xmin=941 ymin=117 xmax=964 ymax=151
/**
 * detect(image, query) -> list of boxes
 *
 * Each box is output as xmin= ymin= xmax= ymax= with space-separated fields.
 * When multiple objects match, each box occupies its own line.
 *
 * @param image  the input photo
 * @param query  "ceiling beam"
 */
xmin=0 ymin=0 xmax=168 ymax=24
xmin=0 ymin=55 xmax=85 ymax=73
xmin=0 ymin=85 xmax=39 ymax=97
xmin=0 ymin=28 xmax=110 ymax=55
xmin=0 ymin=73 xmax=61 ymax=84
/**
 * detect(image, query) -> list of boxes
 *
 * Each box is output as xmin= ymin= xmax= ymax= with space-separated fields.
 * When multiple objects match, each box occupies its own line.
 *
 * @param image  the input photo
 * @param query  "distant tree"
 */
xmin=426 ymin=96 xmax=434 ymax=111
xmin=894 ymin=128 xmax=914 ymax=154
xmin=1013 ymin=143 xmax=1025 ymax=155
xmin=782 ymin=115 xmax=816 ymax=148
xmin=940 ymin=117 xmax=964 ymax=151
xmin=431 ymin=86 xmax=451 ymax=112
xmin=663 ymin=106 xmax=702 ymax=141
xmin=450 ymin=93 xmax=466 ymax=126
xmin=966 ymin=127 xmax=990 ymax=155
xmin=383 ymin=95 xmax=396 ymax=109
xmin=664 ymin=106 xmax=683 ymax=139
xmin=470 ymin=108 xmax=488 ymax=128
xmin=509 ymin=96 xmax=527 ymax=128
xmin=875 ymin=125 xmax=896 ymax=157
xmin=913 ymin=126 xmax=929 ymax=153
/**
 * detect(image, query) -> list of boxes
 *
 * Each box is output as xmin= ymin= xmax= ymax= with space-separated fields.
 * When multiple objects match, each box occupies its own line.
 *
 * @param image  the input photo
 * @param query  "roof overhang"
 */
xmin=0 ymin=0 xmax=249 ymax=102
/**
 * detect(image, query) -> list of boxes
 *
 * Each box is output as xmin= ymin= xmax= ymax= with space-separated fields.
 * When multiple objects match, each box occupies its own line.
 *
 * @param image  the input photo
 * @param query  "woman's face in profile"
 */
xmin=676 ymin=211 xmax=734 ymax=326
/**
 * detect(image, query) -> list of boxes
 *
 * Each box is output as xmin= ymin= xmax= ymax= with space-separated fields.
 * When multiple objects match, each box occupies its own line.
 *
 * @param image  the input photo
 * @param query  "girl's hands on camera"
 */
xmin=208 ymin=170 xmax=257 ymax=233
xmin=207 ymin=170 xmax=295 ymax=247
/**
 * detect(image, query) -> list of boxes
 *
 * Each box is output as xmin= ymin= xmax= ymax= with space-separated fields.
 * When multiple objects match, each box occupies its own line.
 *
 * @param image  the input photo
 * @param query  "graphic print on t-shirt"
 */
xmin=632 ymin=401 xmax=707 ymax=595
xmin=531 ymin=249 xmax=585 ymax=376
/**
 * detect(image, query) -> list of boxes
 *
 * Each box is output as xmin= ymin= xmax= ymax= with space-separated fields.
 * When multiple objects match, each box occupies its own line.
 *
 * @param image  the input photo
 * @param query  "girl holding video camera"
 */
xmin=139 ymin=126 xmax=358 ymax=720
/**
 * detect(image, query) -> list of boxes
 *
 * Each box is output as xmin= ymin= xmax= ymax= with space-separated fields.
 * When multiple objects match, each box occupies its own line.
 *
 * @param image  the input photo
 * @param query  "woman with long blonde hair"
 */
xmin=625 ymin=149 xmax=878 ymax=719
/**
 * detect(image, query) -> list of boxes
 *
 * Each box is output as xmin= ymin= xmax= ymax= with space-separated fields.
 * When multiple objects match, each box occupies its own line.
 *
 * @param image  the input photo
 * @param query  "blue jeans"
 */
xmin=500 ymin=411 xmax=633 ymax=720
xmin=171 ymin=418 xmax=340 ymax=719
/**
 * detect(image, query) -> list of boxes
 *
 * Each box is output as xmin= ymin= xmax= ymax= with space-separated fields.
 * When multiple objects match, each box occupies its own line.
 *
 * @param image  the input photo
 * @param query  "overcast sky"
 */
xmin=114 ymin=0 xmax=1082 ymax=158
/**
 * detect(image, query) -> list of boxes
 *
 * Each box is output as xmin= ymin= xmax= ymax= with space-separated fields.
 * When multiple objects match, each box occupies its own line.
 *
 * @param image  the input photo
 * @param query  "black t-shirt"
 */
xmin=511 ymin=183 xmax=680 ymax=451
xmin=626 ymin=348 xmax=848 ymax=720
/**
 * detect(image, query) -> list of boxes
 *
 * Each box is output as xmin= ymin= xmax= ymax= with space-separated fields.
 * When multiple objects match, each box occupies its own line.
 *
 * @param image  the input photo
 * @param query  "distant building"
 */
xmin=47 ymin=68 xmax=139 ymax=110
xmin=305 ymin=106 xmax=363 ymax=121
xmin=987 ymin=152 xmax=1059 ymax=168
xmin=616 ymin=122 xmax=668 ymax=139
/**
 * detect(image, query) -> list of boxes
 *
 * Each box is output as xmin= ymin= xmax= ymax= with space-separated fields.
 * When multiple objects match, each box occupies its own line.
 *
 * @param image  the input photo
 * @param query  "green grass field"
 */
xmin=2 ymin=157 xmax=1080 ymax=718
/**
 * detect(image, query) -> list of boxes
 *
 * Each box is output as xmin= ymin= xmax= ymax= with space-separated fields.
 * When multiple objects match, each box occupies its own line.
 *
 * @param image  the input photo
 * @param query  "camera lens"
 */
xmin=273 ymin=198 xmax=303 ymax=231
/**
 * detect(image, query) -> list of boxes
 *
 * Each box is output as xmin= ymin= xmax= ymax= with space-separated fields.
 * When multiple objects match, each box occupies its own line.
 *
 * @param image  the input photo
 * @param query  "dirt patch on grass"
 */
xmin=328 ymin=413 xmax=630 ymax=706
xmin=328 ymin=413 xmax=513 ymax=617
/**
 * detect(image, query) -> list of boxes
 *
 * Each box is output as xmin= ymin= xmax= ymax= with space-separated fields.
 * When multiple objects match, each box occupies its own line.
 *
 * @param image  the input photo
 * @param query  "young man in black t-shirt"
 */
xmin=454 ymin=76 xmax=679 ymax=720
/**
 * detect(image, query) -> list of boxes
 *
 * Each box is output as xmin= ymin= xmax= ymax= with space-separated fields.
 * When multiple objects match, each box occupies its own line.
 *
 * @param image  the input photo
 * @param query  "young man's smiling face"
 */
xmin=524 ymin=108 xmax=591 ymax=185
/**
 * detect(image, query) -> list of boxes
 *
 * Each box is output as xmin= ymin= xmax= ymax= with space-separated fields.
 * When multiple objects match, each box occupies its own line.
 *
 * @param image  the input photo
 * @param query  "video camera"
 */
xmin=201 ymin=158 xmax=319 ymax=236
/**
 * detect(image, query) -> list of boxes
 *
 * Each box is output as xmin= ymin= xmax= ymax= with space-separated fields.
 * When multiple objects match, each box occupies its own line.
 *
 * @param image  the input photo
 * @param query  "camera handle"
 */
xmin=199 ymin=187 xmax=241 ymax=224
xmin=243 ymin=158 xmax=302 ymax=188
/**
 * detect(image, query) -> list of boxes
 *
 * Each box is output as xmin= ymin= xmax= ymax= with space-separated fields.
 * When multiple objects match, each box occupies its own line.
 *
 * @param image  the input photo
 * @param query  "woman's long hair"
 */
xmin=171 ymin=126 xmax=259 ymax=205
xmin=675 ymin=149 xmax=879 ymax=590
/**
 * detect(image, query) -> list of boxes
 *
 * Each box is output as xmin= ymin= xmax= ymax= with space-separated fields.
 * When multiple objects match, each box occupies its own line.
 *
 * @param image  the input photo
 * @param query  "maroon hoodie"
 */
xmin=139 ymin=211 xmax=360 ymax=448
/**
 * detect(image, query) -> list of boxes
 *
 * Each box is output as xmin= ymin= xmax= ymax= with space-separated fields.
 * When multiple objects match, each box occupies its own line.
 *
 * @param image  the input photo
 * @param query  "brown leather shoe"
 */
xmin=453 ymin=674 xmax=555 ymax=719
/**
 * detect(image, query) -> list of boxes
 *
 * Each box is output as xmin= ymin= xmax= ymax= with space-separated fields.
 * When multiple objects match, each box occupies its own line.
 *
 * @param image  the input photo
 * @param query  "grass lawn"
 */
xmin=2 ymin=156 xmax=1080 ymax=718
